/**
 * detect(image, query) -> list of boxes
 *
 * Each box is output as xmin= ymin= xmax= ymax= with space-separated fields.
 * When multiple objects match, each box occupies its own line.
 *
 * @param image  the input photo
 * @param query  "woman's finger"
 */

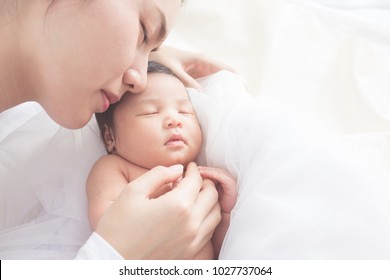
xmin=125 ymin=164 xmax=184 ymax=198
xmin=192 ymin=202 xmax=221 ymax=253
xmin=192 ymin=178 xmax=220 ymax=224
xmin=174 ymin=70 xmax=203 ymax=91
xmin=165 ymin=162 xmax=203 ymax=204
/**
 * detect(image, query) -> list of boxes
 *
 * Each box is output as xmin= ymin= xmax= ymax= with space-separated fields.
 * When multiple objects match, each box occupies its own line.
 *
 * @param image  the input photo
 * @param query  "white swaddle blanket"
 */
xmin=189 ymin=71 xmax=390 ymax=259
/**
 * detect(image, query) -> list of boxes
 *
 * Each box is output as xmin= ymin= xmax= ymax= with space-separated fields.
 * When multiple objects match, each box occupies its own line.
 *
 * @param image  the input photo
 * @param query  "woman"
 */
xmin=0 ymin=0 xmax=226 ymax=259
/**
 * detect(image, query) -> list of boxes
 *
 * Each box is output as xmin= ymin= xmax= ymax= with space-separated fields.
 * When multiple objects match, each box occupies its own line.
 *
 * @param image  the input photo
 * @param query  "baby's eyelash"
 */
xmin=179 ymin=111 xmax=193 ymax=115
xmin=137 ymin=111 xmax=158 ymax=116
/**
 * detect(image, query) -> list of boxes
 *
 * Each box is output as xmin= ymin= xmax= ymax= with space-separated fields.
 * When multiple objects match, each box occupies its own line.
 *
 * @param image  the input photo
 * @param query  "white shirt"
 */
xmin=1 ymin=102 xmax=124 ymax=260
xmin=75 ymin=232 xmax=124 ymax=260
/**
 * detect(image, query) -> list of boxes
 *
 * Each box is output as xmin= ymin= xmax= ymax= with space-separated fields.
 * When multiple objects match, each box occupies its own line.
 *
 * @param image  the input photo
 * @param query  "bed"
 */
xmin=1 ymin=0 xmax=390 ymax=259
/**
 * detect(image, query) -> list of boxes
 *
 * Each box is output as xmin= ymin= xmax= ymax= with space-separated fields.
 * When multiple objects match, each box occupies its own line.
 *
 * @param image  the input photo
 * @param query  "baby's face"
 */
xmin=111 ymin=73 xmax=202 ymax=169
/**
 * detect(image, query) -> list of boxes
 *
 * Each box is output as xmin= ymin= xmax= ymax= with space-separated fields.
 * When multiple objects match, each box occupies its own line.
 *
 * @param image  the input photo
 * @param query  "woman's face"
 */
xmin=29 ymin=0 xmax=181 ymax=129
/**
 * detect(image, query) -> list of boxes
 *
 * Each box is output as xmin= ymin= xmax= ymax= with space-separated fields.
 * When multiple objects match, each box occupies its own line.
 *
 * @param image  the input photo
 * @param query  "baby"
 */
xmin=87 ymin=61 xmax=237 ymax=259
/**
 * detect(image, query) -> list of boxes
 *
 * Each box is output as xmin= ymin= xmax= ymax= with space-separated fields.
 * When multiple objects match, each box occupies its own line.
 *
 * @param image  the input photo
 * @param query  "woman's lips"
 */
xmin=100 ymin=90 xmax=120 ymax=111
xmin=101 ymin=91 xmax=110 ymax=111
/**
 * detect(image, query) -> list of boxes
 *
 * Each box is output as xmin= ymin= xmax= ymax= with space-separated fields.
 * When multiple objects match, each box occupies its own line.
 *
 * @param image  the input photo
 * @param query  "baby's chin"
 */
xmin=161 ymin=157 xmax=196 ymax=169
xmin=139 ymin=153 xmax=198 ymax=170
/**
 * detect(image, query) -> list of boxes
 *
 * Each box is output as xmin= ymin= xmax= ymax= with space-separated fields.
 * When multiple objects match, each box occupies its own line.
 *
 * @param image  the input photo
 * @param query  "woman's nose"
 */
xmin=123 ymin=67 xmax=147 ymax=94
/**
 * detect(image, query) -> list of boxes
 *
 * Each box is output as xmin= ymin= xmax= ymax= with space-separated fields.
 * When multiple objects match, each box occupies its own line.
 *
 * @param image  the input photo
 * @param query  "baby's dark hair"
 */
xmin=95 ymin=61 xmax=179 ymax=144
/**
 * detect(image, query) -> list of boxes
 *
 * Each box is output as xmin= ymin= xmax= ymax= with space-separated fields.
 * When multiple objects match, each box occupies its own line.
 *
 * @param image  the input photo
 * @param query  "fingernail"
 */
xmin=169 ymin=164 xmax=184 ymax=173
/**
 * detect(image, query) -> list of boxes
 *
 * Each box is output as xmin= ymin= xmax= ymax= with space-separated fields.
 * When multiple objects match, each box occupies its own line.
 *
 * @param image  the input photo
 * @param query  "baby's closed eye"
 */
xmin=137 ymin=111 xmax=159 ymax=116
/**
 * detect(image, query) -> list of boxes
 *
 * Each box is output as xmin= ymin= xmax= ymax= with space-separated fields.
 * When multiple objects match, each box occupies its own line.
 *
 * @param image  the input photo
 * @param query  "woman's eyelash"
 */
xmin=140 ymin=22 xmax=150 ymax=44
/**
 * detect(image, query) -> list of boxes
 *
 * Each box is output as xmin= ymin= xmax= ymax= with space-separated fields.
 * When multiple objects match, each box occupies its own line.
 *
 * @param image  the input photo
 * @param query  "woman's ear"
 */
xmin=102 ymin=125 xmax=116 ymax=153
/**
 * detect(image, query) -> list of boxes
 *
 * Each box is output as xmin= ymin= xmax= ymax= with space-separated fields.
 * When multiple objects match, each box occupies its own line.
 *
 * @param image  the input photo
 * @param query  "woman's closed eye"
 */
xmin=140 ymin=21 xmax=161 ymax=53
xmin=140 ymin=22 xmax=150 ymax=45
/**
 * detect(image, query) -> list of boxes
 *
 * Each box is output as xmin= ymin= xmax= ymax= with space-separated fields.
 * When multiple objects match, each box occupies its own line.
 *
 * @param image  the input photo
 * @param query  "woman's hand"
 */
xmin=149 ymin=46 xmax=235 ymax=90
xmin=95 ymin=162 xmax=221 ymax=259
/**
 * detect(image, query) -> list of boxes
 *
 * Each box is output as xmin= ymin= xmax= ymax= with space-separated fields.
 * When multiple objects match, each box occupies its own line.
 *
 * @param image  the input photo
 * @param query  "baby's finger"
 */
xmin=198 ymin=166 xmax=236 ymax=193
xmin=167 ymin=162 xmax=203 ymax=205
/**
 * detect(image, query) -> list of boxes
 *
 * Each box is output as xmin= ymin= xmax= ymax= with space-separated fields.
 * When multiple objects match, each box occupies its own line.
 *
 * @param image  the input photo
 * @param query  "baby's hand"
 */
xmin=198 ymin=166 xmax=237 ymax=214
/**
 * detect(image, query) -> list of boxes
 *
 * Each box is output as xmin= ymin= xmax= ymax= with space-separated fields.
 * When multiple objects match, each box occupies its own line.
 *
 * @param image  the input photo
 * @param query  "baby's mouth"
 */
xmin=165 ymin=134 xmax=185 ymax=146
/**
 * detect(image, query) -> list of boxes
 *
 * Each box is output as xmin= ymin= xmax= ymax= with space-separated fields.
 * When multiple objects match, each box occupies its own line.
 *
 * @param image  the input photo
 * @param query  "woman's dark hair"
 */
xmin=95 ymin=61 xmax=178 ymax=142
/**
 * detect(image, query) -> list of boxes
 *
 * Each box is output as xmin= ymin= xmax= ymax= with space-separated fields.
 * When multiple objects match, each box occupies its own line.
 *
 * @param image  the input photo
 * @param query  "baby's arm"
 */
xmin=86 ymin=155 xmax=130 ymax=230
xmin=198 ymin=167 xmax=237 ymax=259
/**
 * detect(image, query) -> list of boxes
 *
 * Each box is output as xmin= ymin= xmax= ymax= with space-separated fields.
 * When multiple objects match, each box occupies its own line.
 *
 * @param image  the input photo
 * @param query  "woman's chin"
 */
xmin=50 ymin=111 xmax=92 ymax=129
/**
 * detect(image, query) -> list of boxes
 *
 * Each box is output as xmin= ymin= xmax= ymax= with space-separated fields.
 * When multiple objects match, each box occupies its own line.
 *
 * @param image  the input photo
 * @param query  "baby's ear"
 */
xmin=102 ymin=125 xmax=116 ymax=153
